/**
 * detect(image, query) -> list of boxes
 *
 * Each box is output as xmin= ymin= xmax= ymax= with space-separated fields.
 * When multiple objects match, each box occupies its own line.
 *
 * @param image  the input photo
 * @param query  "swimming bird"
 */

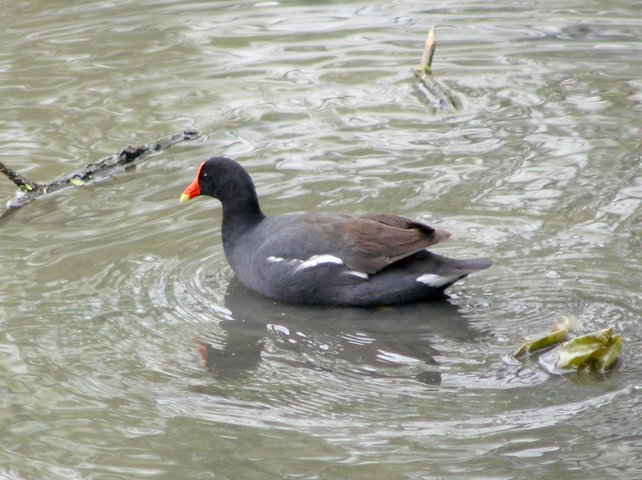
xmin=180 ymin=157 xmax=491 ymax=307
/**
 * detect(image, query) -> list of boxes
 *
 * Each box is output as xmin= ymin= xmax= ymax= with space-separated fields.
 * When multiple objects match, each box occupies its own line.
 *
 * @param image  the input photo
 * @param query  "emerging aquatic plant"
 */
xmin=554 ymin=327 xmax=622 ymax=373
xmin=513 ymin=317 xmax=622 ymax=374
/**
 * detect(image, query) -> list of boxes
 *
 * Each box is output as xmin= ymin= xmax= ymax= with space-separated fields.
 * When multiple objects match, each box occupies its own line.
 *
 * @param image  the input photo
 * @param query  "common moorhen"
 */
xmin=180 ymin=157 xmax=491 ymax=307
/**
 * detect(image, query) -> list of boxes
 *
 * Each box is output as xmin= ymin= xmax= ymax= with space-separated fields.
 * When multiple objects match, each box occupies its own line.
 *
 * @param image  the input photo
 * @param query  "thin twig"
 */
xmin=0 ymin=162 xmax=42 ymax=193
xmin=412 ymin=27 xmax=458 ymax=111
xmin=419 ymin=26 xmax=436 ymax=75
xmin=1 ymin=129 xmax=199 ymax=219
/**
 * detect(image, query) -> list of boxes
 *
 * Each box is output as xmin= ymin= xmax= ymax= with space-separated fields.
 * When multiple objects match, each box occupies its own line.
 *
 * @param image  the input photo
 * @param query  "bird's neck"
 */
xmin=220 ymin=191 xmax=265 ymax=247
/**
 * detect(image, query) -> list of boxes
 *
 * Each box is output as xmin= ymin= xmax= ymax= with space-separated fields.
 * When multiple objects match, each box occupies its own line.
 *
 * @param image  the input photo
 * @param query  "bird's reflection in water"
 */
xmin=198 ymin=279 xmax=486 ymax=386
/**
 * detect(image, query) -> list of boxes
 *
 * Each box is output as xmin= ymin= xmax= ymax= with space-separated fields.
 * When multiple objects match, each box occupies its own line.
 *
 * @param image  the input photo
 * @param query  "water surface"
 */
xmin=1 ymin=1 xmax=640 ymax=479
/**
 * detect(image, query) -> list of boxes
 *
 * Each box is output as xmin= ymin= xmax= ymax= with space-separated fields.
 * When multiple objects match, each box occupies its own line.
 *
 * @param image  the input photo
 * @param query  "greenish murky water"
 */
xmin=1 ymin=1 xmax=640 ymax=479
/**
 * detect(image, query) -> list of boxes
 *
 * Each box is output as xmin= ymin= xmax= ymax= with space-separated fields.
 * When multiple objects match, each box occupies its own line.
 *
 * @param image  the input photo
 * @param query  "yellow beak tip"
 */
xmin=179 ymin=193 xmax=191 ymax=203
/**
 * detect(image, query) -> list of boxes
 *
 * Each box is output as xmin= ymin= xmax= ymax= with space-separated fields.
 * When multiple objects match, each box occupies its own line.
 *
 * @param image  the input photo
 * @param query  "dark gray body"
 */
xmin=188 ymin=157 xmax=492 ymax=308
xmin=224 ymin=213 xmax=491 ymax=307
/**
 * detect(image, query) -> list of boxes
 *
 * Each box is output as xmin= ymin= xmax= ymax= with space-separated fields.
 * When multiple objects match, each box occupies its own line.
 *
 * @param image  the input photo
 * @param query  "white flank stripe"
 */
xmin=294 ymin=254 xmax=343 ymax=272
xmin=416 ymin=273 xmax=458 ymax=287
xmin=267 ymin=256 xmax=285 ymax=263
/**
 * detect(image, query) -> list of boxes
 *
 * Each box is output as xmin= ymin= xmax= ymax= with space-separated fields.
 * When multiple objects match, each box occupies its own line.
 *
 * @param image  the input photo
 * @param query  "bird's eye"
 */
xmin=202 ymin=173 xmax=209 ymax=178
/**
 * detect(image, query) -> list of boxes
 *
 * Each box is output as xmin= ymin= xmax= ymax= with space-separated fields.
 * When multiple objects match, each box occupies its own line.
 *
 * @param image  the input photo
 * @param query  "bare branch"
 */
xmin=1 ymin=129 xmax=199 ymax=220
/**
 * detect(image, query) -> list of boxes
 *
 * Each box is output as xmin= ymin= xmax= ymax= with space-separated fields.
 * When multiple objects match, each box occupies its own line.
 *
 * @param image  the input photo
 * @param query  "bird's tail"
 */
xmin=407 ymin=250 xmax=492 ymax=289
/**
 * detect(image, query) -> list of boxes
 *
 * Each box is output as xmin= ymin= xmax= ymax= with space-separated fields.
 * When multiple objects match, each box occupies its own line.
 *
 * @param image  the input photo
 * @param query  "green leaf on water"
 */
xmin=513 ymin=317 xmax=572 ymax=358
xmin=555 ymin=327 xmax=622 ymax=373
xmin=514 ymin=318 xmax=622 ymax=375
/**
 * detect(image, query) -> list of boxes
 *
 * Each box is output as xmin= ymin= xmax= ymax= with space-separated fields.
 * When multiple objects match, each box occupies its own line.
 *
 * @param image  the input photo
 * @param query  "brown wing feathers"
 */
xmin=333 ymin=214 xmax=451 ymax=274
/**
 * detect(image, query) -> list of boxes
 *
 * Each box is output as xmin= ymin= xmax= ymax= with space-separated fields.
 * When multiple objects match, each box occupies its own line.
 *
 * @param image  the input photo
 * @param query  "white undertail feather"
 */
xmin=344 ymin=270 xmax=369 ymax=279
xmin=416 ymin=273 xmax=460 ymax=288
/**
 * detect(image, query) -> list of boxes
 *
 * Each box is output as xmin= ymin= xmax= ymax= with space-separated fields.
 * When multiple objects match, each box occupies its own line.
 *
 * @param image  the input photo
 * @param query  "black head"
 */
xmin=180 ymin=157 xmax=256 ymax=203
xmin=180 ymin=157 xmax=265 ymax=225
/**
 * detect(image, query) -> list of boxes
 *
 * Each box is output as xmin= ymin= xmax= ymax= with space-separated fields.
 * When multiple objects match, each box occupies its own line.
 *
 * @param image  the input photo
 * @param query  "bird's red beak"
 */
xmin=180 ymin=162 xmax=204 ymax=202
